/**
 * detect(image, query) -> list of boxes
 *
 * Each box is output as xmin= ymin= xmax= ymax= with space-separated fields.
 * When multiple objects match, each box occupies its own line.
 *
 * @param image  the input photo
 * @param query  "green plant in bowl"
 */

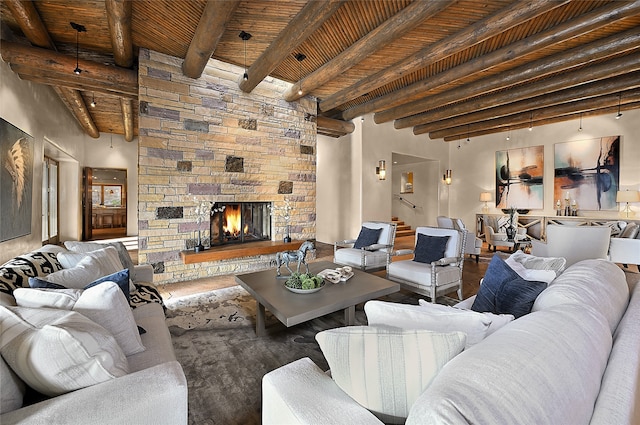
xmin=285 ymin=272 xmax=324 ymax=290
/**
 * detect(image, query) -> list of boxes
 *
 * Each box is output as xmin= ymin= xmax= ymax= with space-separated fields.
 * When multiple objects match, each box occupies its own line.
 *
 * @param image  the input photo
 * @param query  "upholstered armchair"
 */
xmin=483 ymin=214 xmax=526 ymax=252
xmin=531 ymin=224 xmax=611 ymax=268
xmin=437 ymin=216 xmax=482 ymax=262
xmin=334 ymin=221 xmax=397 ymax=272
xmin=386 ymin=226 xmax=466 ymax=303
xmin=609 ymin=222 xmax=640 ymax=267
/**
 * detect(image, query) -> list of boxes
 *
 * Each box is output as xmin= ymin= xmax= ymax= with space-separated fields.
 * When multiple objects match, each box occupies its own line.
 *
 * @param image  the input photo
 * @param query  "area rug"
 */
xmin=165 ymin=285 xmax=426 ymax=425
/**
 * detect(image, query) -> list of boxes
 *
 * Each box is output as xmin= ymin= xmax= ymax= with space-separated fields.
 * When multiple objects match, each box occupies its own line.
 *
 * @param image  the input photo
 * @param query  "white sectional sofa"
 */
xmin=0 ymin=243 xmax=188 ymax=425
xmin=262 ymin=259 xmax=640 ymax=424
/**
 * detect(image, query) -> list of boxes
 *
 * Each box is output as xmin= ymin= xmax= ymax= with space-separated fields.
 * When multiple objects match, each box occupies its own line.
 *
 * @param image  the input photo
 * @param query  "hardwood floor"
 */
xmin=157 ymin=237 xmax=489 ymax=303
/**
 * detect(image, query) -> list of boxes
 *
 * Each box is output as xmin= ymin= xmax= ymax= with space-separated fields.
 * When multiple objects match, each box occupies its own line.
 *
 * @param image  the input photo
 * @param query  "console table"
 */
xmin=476 ymin=214 xmax=640 ymax=242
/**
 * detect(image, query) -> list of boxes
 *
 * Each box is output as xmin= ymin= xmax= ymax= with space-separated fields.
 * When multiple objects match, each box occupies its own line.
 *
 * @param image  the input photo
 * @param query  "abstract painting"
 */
xmin=554 ymin=136 xmax=619 ymax=211
xmin=1 ymin=118 xmax=34 ymax=242
xmin=495 ymin=145 xmax=544 ymax=210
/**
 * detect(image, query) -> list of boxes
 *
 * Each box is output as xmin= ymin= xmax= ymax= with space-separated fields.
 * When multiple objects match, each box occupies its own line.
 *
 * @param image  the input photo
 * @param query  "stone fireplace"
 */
xmin=210 ymin=202 xmax=271 ymax=246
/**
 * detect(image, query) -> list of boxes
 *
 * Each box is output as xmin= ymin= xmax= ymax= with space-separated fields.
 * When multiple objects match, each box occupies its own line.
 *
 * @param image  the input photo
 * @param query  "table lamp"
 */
xmin=617 ymin=190 xmax=640 ymax=218
xmin=480 ymin=192 xmax=492 ymax=213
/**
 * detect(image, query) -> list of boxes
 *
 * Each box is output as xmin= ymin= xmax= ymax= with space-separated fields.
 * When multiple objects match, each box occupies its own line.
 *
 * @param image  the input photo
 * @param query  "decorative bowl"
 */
xmin=285 ymin=282 xmax=325 ymax=294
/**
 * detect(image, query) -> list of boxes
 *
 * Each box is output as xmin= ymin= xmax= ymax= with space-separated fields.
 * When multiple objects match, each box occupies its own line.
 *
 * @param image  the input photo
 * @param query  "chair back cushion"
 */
xmin=415 ymin=227 xmax=460 ymax=259
xmin=544 ymin=225 xmax=611 ymax=267
xmin=362 ymin=221 xmax=394 ymax=246
xmin=436 ymin=216 xmax=454 ymax=229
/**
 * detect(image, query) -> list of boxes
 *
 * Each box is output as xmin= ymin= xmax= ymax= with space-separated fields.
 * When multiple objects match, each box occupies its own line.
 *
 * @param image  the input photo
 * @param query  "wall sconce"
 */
xmin=480 ymin=192 xmax=492 ymax=213
xmin=376 ymin=160 xmax=386 ymax=180
xmin=443 ymin=169 xmax=452 ymax=185
xmin=617 ymin=190 xmax=639 ymax=218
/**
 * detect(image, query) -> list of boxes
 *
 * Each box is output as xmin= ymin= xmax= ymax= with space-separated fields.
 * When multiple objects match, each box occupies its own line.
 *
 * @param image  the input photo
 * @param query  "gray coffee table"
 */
xmin=235 ymin=261 xmax=400 ymax=336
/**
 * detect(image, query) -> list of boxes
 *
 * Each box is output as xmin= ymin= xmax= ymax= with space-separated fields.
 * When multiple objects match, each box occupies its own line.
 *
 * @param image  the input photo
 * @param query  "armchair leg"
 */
xmin=457 ymin=287 xmax=463 ymax=300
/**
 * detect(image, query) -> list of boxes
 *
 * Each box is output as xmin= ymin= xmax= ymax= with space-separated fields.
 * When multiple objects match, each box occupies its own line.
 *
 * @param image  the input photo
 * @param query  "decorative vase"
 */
xmin=505 ymin=226 xmax=516 ymax=240
xmin=283 ymin=224 xmax=291 ymax=243
xmin=195 ymin=230 xmax=204 ymax=252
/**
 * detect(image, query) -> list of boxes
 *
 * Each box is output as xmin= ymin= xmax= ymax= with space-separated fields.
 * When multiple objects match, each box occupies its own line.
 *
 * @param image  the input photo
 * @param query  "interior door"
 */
xmin=82 ymin=167 xmax=93 ymax=240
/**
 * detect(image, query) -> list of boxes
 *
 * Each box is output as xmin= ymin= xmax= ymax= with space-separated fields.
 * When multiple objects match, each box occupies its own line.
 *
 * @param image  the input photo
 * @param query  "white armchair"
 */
xmin=334 ymin=221 xmax=397 ymax=272
xmin=530 ymin=224 xmax=611 ymax=268
xmin=609 ymin=222 xmax=640 ymax=266
xmin=483 ymin=214 xmax=526 ymax=252
xmin=437 ymin=216 xmax=482 ymax=263
xmin=386 ymin=227 xmax=466 ymax=303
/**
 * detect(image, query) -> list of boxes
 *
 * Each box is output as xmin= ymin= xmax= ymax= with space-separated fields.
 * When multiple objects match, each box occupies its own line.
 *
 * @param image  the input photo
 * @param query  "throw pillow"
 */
xmin=0 ymin=251 xmax=63 ymax=297
xmin=0 ymin=306 xmax=129 ymax=397
xmin=619 ymin=223 xmax=639 ymax=239
xmin=316 ymin=326 xmax=465 ymax=424
xmin=471 ymin=254 xmax=547 ymax=318
xmin=413 ymin=234 xmax=450 ymax=264
xmin=29 ymin=268 xmax=131 ymax=301
xmin=353 ymin=227 xmax=383 ymax=249
xmin=417 ymin=299 xmax=514 ymax=336
xmin=507 ymin=250 xmax=566 ymax=275
xmin=64 ymin=241 xmax=136 ymax=280
xmin=504 ymin=255 xmax=556 ymax=284
xmin=14 ymin=281 xmax=144 ymax=356
xmin=365 ymin=300 xmax=507 ymax=348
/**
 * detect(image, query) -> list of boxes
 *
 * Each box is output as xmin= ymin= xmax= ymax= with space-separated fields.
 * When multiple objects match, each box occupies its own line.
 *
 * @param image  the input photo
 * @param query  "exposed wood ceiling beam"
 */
xmin=352 ymin=0 xmax=640 ymax=123
xmin=4 ymin=0 xmax=56 ymax=50
xmin=442 ymin=99 xmax=640 ymax=142
xmin=240 ymin=0 xmax=343 ymax=94
xmin=432 ymin=89 xmax=640 ymax=140
xmin=54 ymin=86 xmax=100 ymax=138
xmin=8 ymin=63 xmax=138 ymax=98
xmin=4 ymin=0 xmax=100 ymax=138
xmin=376 ymin=27 xmax=640 ymax=125
xmin=413 ymin=72 xmax=640 ymax=137
xmin=182 ymin=0 xmax=240 ymax=80
xmin=316 ymin=115 xmax=354 ymax=135
xmin=322 ymin=0 xmax=567 ymax=115
xmin=284 ymin=0 xmax=455 ymax=102
xmin=105 ymin=0 xmax=134 ymax=141
xmin=105 ymin=0 xmax=133 ymax=68
xmin=405 ymin=53 xmax=640 ymax=133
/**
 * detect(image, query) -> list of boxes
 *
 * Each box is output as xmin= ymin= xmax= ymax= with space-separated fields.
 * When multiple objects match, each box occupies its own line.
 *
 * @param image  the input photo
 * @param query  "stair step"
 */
xmin=396 ymin=224 xmax=411 ymax=231
xmin=396 ymin=229 xmax=416 ymax=237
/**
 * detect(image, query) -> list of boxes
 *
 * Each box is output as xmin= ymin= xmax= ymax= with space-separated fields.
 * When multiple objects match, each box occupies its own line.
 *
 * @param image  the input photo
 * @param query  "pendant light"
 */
xmin=616 ymin=93 xmax=623 ymax=119
xmin=239 ymin=31 xmax=252 ymax=81
xmin=578 ymin=113 xmax=583 ymax=132
xmin=528 ymin=112 xmax=533 ymax=131
xmin=294 ymin=53 xmax=306 ymax=96
xmin=70 ymin=22 xmax=86 ymax=75
xmin=90 ymin=92 xmax=96 ymax=108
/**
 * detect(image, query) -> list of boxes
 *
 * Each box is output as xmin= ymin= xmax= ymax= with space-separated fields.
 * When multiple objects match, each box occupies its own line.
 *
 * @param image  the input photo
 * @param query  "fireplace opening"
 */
xmin=210 ymin=202 xmax=271 ymax=246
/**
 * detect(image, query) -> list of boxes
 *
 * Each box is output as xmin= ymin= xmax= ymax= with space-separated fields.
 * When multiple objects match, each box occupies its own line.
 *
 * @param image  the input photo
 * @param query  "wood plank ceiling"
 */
xmin=1 ymin=0 xmax=639 ymax=140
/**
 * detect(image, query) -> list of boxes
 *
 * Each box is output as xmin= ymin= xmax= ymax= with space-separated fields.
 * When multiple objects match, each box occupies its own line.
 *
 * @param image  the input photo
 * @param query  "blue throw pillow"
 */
xmin=29 ymin=269 xmax=131 ymax=302
xmin=471 ymin=255 xmax=546 ymax=318
xmin=353 ymin=227 xmax=383 ymax=249
xmin=413 ymin=234 xmax=450 ymax=264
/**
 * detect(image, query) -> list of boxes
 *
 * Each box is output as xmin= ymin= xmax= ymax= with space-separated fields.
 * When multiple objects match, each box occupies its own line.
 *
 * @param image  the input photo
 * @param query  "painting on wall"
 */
xmin=554 ymin=136 xmax=620 ymax=211
xmin=495 ymin=145 xmax=544 ymax=210
xmin=0 ymin=118 xmax=34 ymax=242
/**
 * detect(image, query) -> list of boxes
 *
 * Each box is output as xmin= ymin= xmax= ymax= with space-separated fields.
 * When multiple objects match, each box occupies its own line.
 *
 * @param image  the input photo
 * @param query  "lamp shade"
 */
xmin=479 ymin=192 xmax=492 ymax=202
xmin=616 ymin=190 xmax=640 ymax=203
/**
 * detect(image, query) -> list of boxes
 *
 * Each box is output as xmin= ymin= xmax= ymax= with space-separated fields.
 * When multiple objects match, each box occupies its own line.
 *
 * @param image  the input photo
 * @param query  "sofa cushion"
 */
xmin=353 ymin=227 xmax=383 ymax=249
xmin=532 ymin=259 xmax=629 ymax=333
xmin=29 ymin=268 xmax=131 ymax=302
xmin=64 ymin=241 xmax=136 ymax=281
xmin=0 ymin=356 xmax=25 ymax=414
xmin=417 ymin=299 xmax=514 ymax=336
xmin=0 ymin=251 xmax=63 ymax=298
xmin=0 ymin=306 xmax=129 ymax=397
xmin=57 ymin=246 xmax=135 ymax=293
xmin=316 ymin=326 xmax=465 ymax=424
xmin=14 ymin=281 xmax=145 ymax=356
xmin=471 ymin=254 xmax=546 ymax=318
xmin=365 ymin=300 xmax=513 ymax=348
xmin=413 ymin=234 xmax=449 ymax=264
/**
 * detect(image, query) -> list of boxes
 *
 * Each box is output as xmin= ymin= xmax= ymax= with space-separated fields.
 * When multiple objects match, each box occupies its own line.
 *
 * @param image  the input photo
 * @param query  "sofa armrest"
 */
xmin=262 ymin=357 xmax=382 ymax=425
xmin=609 ymin=238 xmax=640 ymax=265
xmin=433 ymin=256 xmax=458 ymax=266
xmin=0 ymin=361 xmax=187 ymax=425
xmin=132 ymin=264 xmax=154 ymax=284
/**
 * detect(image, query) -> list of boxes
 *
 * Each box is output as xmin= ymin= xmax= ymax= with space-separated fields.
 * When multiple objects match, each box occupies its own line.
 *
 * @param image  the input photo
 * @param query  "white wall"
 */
xmin=83 ymin=133 xmax=139 ymax=236
xmin=317 ymin=110 xmax=640 ymax=243
xmin=0 ymin=57 xmax=86 ymax=262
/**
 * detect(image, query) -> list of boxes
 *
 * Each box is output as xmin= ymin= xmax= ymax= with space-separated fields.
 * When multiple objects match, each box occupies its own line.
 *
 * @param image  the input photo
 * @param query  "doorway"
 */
xmin=42 ymin=156 xmax=59 ymax=245
xmin=83 ymin=167 xmax=127 ymax=240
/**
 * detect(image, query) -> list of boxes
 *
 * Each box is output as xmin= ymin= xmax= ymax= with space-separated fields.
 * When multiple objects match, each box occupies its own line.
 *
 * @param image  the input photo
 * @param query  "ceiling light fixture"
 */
xmin=239 ymin=31 xmax=252 ymax=81
xmin=506 ymin=126 xmax=511 ymax=141
xmin=294 ymin=53 xmax=306 ymax=96
xmin=466 ymin=124 xmax=470 ymax=143
xmin=70 ymin=22 xmax=86 ymax=75
xmin=109 ymin=134 xmax=113 ymax=149
xmin=616 ymin=93 xmax=623 ymax=119
xmin=528 ymin=112 xmax=533 ymax=131
xmin=90 ymin=92 xmax=96 ymax=108
xmin=578 ymin=113 xmax=583 ymax=132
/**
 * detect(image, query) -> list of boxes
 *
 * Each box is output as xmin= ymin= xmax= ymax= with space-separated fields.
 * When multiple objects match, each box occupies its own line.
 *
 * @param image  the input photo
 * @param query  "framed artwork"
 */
xmin=495 ymin=145 xmax=544 ymax=210
xmin=554 ymin=136 xmax=620 ymax=211
xmin=0 ymin=118 xmax=34 ymax=242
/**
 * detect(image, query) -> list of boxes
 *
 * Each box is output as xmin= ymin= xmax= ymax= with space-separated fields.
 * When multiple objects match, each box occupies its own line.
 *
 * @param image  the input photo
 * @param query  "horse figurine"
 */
xmin=276 ymin=240 xmax=315 ymax=276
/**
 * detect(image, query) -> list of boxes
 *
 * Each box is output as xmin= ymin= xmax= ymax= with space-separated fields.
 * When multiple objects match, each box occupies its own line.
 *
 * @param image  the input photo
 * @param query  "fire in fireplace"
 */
xmin=210 ymin=202 xmax=271 ymax=246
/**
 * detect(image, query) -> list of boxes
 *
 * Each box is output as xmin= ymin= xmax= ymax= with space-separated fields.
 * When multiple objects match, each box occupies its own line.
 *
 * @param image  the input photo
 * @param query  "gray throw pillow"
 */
xmin=413 ymin=234 xmax=450 ymax=264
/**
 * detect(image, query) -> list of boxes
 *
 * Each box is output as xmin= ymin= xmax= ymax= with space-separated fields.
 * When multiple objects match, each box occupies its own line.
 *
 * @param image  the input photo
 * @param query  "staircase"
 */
xmin=392 ymin=217 xmax=415 ymax=238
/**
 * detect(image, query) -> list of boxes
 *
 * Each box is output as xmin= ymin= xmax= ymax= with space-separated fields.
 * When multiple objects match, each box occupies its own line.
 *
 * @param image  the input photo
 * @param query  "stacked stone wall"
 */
xmin=138 ymin=49 xmax=317 ymax=284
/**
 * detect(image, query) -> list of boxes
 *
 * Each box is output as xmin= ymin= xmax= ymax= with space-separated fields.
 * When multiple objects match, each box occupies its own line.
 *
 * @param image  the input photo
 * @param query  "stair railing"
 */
xmin=394 ymin=194 xmax=416 ymax=209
